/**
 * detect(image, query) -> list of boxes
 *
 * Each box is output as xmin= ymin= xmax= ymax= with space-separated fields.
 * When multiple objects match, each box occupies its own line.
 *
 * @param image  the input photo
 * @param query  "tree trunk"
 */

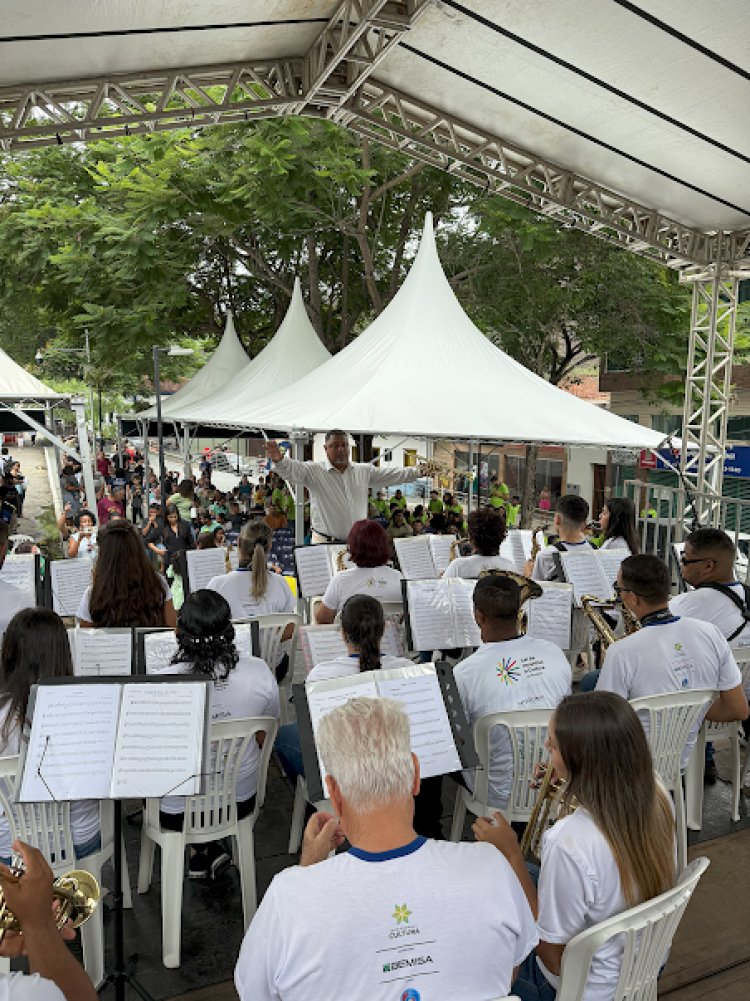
xmin=520 ymin=444 xmax=539 ymax=529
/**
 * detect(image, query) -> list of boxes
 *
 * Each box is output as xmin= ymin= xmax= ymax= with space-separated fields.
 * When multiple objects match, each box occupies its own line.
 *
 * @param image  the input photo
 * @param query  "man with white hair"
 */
xmin=235 ymin=697 xmax=537 ymax=1001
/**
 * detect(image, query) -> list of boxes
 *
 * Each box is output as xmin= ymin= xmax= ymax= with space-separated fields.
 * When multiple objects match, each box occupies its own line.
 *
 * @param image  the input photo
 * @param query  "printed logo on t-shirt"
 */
xmin=392 ymin=903 xmax=412 ymax=924
xmin=496 ymin=657 xmax=520 ymax=685
xmin=401 ymin=991 xmax=420 ymax=1001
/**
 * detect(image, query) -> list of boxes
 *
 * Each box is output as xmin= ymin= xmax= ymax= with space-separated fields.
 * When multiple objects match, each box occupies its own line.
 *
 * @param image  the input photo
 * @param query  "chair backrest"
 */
xmin=182 ymin=716 xmax=279 ymax=838
xmin=8 ymin=534 xmax=34 ymax=553
xmin=251 ymin=613 xmax=302 ymax=668
xmin=556 ymin=856 xmax=709 ymax=1001
xmin=0 ymin=755 xmax=77 ymax=872
xmin=473 ymin=708 xmax=554 ymax=821
xmin=628 ymin=689 xmax=716 ymax=790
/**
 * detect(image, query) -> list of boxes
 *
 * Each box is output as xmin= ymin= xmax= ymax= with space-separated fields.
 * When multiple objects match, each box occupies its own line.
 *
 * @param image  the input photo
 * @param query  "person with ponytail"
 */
xmin=157 ymin=590 xmax=279 ymax=879
xmin=474 ymin=691 xmax=676 ymax=1001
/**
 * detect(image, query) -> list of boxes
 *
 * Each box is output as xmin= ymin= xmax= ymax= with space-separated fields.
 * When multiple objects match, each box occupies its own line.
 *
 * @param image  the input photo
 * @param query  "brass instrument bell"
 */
xmin=0 ymin=869 xmax=100 ymax=944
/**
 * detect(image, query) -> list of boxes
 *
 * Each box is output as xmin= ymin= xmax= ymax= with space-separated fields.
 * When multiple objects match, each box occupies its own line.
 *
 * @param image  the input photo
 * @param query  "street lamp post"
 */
xmin=153 ymin=345 xmax=193 ymax=522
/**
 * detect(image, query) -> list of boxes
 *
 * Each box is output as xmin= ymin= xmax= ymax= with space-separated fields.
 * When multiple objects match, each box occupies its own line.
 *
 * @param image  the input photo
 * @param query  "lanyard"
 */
xmin=640 ymin=609 xmax=680 ymax=628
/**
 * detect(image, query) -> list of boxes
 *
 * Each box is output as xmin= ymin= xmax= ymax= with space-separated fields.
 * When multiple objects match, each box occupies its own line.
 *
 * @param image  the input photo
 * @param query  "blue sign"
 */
xmin=654 ymin=446 xmax=750 ymax=479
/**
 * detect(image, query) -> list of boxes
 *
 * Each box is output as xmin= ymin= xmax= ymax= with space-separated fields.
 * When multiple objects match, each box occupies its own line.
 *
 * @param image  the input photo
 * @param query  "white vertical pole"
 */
xmin=72 ymin=398 xmax=96 ymax=511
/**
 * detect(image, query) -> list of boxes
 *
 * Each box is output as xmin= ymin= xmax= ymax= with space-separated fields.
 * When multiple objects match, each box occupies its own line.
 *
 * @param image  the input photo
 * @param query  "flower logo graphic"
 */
xmin=392 ymin=903 xmax=412 ymax=924
xmin=496 ymin=657 xmax=520 ymax=684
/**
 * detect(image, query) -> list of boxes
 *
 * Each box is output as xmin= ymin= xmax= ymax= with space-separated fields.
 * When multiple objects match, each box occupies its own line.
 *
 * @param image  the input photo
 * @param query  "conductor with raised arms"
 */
xmin=266 ymin=430 xmax=434 ymax=544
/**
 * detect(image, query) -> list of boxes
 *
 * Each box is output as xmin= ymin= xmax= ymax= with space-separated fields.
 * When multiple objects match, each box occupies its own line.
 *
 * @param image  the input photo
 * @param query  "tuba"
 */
xmin=520 ymin=765 xmax=578 ymax=863
xmin=0 ymin=869 xmax=99 ymax=944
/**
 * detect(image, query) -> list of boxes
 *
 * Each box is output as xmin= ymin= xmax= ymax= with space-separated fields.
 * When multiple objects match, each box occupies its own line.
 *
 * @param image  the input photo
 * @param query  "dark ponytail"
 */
xmin=340 ymin=595 xmax=385 ymax=673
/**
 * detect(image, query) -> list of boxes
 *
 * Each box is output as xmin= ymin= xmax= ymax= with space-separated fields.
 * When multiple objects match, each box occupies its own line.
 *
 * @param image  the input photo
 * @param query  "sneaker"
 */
xmin=188 ymin=852 xmax=210 ymax=880
xmin=209 ymin=849 xmax=232 ymax=880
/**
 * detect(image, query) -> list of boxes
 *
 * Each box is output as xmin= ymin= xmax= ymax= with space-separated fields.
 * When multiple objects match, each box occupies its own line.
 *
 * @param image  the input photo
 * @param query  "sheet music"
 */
xmin=0 ymin=555 xmax=36 ymax=602
xmin=429 ymin=535 xmax=456 ymax=576
xmin=377 ymin=667 xmax=462 ymax=777
xmin=19 ymin=684 xmax=121 ymax=801
xmin=500 ymin=534 xmax=517 ymax=569
xmin=233 ymin=621 xmax=255 ymax=660
xmin=382 ymin=618 xmax=406 ymax=659
xmin=598 ymin=550 xmax=627 ymax=589
xmin=186 ymin=548 xmax=227 ymax=591
xmin=394 ymin=537 xmax=438 ymax=580
xmin=295 ymin=545 xmax=335 ymax=597
xmin=307 ymin=675 xmax=379 ymax=781
xmin=526 ymin=583 xmax=573 ymax=649
xmin=450 ymin=579 xmax=481 ymax=647
xmin=143 ymin=630 xmax=180 ymax=673
xmin=559 ymin=552 xmax=613 ymax=606
xmin=51 ymin=559 xmax=93 ymax=617
xmin=71 ymin=628 xmax=132 ymax=677
xmin=300 ymin=626 xmax=348 ymax=671
xmin=405 ymin=580 xmax=455 ymax=649
xmin=111 ymin=682 xmax=207 ymax=798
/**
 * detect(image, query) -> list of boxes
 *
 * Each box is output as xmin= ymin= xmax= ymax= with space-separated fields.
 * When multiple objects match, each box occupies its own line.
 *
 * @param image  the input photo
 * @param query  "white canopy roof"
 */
xmin=0 ymin=347 xmax=65 ymax=403
xmin=140 ymin=311 xmax=249 ymax=419
xmin=168 ymin=277 xmax=331 ymax=424
xmin=183 ymin=215 xmax=667 ymax=449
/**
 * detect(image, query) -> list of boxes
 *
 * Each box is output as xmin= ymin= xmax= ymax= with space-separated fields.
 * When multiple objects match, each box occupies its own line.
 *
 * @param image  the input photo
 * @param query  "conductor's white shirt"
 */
xmin=597 ymin=616 xmax=742 ymax=769
xmin=443 ymin=553 xmax=514 ymax=578
xmin=235 ymin=837 xmax=537 ymax=1001
xmin=3 ymin=973 xmax=65 ymax=1000
xmin=273 ymin=456 xmax=423 ymax=541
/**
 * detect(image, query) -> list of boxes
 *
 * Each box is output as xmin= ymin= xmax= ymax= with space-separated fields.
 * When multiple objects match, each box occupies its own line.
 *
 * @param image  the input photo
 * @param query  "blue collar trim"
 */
xmin=349 ymin=836 xmax=426 ymax=862
xmin=642 ymin=614 xmax=681 ymax=627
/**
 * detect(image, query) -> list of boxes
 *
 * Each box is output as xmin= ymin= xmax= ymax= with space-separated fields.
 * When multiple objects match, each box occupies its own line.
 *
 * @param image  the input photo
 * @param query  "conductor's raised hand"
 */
xmin=265 ymin=440 xmax=284 ymax=464
xmin=300 ymin=812 xmax=345 ymax=867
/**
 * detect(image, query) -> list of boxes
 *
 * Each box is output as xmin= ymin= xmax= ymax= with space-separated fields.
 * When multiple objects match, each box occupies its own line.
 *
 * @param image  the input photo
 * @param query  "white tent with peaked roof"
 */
xmin=0 ymin=347 xmax=65 ymax=403
xmin=168 ymin=277 xmax=331 ymax=424
xmin=140 ymin=311 xmax=249 ymax=419
xmin=182 ymin=215 xmax=667 ymax=450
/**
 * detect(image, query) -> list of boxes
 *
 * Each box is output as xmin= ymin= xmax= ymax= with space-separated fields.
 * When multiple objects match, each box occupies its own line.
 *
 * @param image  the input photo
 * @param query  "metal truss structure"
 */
xmin=1 ymin=0 xmax=750 ymax=510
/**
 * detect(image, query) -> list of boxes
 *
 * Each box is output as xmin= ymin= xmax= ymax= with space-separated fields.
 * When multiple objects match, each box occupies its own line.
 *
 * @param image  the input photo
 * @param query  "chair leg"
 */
xmin=674 ymin=780 xmax=688 ymax=874
xmin=288 ymin=778 xmax=307 ymax=854
xmin=236 ymin=819 xmax=257 ymax=928
xmin=449 ymin=787 xmax=468 ymax=843
xmin=137 ymin=829 xmax=156 ymax=894
xmin=730 ymin=730 xmax=741 ymax=823
xmin=685 ymin=731 xmax=705 ymax=832
xmin=160 ymin=836 xmax=185 ymax=969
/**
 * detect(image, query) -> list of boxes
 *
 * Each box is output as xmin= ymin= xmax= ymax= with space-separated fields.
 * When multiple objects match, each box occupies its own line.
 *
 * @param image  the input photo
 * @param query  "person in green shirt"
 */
xmin=489 ymin=477 xmax=510 ymax=511
xmin=443 ymin=491 xmax=463 ymax=518
xmin=428 ymin=489 xmax=444 ymax=514
xmin=167 ymin=479 xmax=195 ymax=520
xmin=392 ymin=489 xmax=407 ymax=510
xmin=505 ymin=495 xmax=521 ymax=528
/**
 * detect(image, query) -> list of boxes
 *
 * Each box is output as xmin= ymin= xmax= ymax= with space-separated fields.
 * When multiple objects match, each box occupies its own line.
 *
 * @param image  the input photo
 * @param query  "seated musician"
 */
xmin=476 ymin=691 xmax=676 ymax=1001
xmin=315 ymin=521 xmax=403 ymax=625
xmin=443 ymin=506 xmax=513 ymax=578
xmin=454 ymin=575 xmax=571 ymax=809
xmin=527 ymin=495 xmax=592 ymax=581
xmin=596 ymin=554 xmax=748 ymax=770
xmin=237 ymin=697 xmax=537 ymax=1001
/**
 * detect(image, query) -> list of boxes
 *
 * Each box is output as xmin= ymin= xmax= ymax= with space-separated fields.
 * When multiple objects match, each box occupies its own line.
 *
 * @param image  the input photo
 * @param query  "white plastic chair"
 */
xmin=287 ymin=775 xmax=332 ymax=854
xmin=629 ymin=690 xmax=715 ymax=873
xmin=555 ymin=856 xmax=709 ymax=1001
xmin=685 ymin=656 xmax=750 ymax=828
xmin=252 ymin=613 xmax=302 ymax=724
xmin=449 ymin=708 xmax=553 ymax=842
xmin=137 ymin=716 xmax=278 ymax=968
xmin=0 ymin=756 xmax=132 ymax=986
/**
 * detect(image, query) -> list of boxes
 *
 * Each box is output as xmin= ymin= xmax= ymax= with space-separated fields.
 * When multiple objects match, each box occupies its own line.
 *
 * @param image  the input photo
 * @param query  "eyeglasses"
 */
xmin=680 ymin=555 xmax=710 ymax=565
xmin=614 ymin=582 xmax=643 ymax=598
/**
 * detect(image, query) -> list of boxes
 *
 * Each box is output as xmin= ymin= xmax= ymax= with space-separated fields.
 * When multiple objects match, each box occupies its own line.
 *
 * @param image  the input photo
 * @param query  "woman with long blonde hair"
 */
xmin=475 ymin=691 xmax=675 ymax=1001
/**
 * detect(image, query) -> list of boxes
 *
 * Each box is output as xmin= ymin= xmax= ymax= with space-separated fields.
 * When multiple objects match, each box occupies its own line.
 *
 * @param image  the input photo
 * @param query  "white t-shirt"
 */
xmin=2 ymin=973 xmax=66 ymax=1000
xmin=0 ymin=705 xmax=100 ymax=860
xmin=159 ymin=655 xmax=279 ymax=814
xmin=76 ymin=575 xmax=171 ymax=624
xmin=537 ymin=809 xmax=628 ymax=1001
xmin=0 ymin=580 xmax=34 ymax=644
xmin=320 ymin=565 xmax=403 ymax=612
xmin=207 ymin=569 xmax=295 ymax=620
xmin=443 ymin=553 xmax=515 ymax=578
xmin=454 ymin=637 xmax=572 ymax=807
xmin=670 ymin=583 xmax=750 ymax=650
xmin=532 ymin=540 xmax=592 ymax=581
xmin=599 ymin=536 xmax=632 ymax=553
xmin=69 ymin=530 xmax=97 ymax=559
xmin=597 ymin=616 xmax=742 ymax=769
xmin=306 ymin=653 xmax=416 ymax=684
xmin=235 ymin=837 xmax=537 ymax=1001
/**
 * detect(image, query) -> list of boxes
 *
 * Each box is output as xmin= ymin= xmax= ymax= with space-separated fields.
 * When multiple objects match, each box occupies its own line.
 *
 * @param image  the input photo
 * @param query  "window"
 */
xmin=651 ymin=414 xmax=682 ymax=436
xmin=727 ymin=416 xmax=750 ymax=442
xmin=403 ymin=449 xmax=417 ymax=467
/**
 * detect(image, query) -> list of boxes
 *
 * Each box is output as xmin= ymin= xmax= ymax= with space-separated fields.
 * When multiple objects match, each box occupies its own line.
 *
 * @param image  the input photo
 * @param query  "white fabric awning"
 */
xmin=139 ymin=311 xmax=249 ymax=420
xmin=166 ymin=277 xmax=330 ymax=424
xmin=0 ymin=347 xmax=65 ymax=403
xmin=182 ymin=214 xmax=668 ymax=450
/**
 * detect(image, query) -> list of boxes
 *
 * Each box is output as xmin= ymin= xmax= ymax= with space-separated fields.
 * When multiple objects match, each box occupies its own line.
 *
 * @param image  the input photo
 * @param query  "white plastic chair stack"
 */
xmin=556 ymin=856 xmax=709 ymax=1001
xmin=449 ymin=708 xmax=553 ymax=842
xmin=685 ymin=655 xmax=750 ymax=828
xmin=0 ymin=756 xmax=132 ymax=986
xmin=254 ymin=613 xmax=302 ymax=724
xmin=628 ymin=690 xmax=715 ymax=873
xmin=137 ymin=716 xmax=278 ymax=968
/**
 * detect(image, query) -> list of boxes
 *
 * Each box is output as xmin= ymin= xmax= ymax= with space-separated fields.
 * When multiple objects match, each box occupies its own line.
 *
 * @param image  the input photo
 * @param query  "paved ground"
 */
xmin=10 ymin=445 xmax=54 ymax=538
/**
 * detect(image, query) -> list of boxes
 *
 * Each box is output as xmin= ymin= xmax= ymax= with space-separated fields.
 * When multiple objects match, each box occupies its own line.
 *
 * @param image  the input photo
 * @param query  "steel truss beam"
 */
xmin=679 ymin=240 xmax=739 ymax=525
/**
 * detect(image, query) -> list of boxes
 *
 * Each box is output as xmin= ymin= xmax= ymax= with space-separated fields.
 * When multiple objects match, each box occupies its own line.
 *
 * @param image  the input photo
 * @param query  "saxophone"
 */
xmin=580 ymin=593 xmax=641 ymax=652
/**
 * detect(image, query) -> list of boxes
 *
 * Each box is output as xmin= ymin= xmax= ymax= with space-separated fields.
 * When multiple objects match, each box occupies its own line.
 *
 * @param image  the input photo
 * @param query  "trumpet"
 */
xmin=520 ymin=764 xmax=578 ymax=862
xmin=0 ymin=869 xmax=99 ymax=944
xmin=449 ymin=537 xmax=469 ymax=560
